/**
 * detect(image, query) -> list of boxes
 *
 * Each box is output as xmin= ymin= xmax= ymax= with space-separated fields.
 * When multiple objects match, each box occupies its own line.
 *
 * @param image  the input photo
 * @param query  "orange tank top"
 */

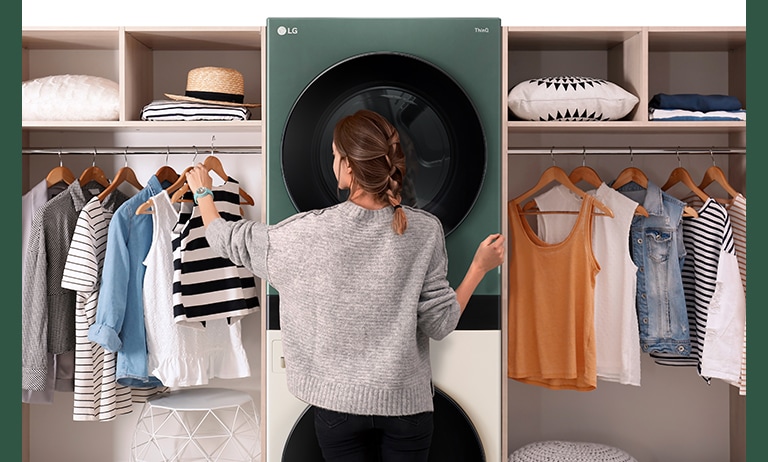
xmin=507 ymin=194 xmax=599 ymax=391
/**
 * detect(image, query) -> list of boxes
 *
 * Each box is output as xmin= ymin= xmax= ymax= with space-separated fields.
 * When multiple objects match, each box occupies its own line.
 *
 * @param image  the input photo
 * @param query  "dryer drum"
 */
xmin=281 ymin=52 xmax=487 ymax=236
xmin=281 ymin=386 xmax=485 ymax=461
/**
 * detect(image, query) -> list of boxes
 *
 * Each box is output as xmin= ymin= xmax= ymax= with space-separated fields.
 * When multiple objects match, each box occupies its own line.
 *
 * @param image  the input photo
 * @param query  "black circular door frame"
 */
xmin=281 ymin=51 xmax=487 ymax=236
xmin=281 ymin=386 xmax=486 ymax=461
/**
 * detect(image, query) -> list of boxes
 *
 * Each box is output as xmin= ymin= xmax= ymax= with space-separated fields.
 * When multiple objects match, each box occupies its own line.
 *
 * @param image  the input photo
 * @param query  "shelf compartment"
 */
xmin=22 ymin=27 xmax=121 ymax=90
xmin=123 ymin=27 xmax=263 ymax=123
xmin=648 ymin=27 xmax=746 ymax=111
xmin=506 ymin=27 xmax=646 ymax=123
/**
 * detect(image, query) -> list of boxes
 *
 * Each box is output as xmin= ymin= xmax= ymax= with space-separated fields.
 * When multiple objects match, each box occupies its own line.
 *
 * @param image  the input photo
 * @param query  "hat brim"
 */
xmin=165 ymin=93 xmax=260 ymax=108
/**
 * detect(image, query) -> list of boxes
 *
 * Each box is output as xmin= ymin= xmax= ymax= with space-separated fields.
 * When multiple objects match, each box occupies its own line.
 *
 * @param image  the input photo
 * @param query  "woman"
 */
xmin=185 ymin=109 xmax=505 ymax=461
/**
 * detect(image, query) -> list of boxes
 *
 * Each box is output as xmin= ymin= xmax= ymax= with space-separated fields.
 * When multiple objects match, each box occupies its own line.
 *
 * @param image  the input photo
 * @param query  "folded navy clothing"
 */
xmin=649 ymin=108 xmax=746 ymax=121
xmin=649 ymin=93 xmax=743 ymax=112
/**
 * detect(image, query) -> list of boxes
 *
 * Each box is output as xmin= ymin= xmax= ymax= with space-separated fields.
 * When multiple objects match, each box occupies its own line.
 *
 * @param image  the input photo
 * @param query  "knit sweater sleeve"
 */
xmin=206 ymin=217 xmax=269 ymax=280
xmin=416 ymin=227 xmax=461 ymax=341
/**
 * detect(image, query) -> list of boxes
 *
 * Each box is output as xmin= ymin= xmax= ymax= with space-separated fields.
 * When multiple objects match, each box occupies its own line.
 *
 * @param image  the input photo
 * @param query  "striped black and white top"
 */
xmin=172 ymin=177 xmax=259 ymax=327
xmin=140 ymin=100 xmax=251 ymax=121
xmin=145 ymin=191 xmax=251 ymax=386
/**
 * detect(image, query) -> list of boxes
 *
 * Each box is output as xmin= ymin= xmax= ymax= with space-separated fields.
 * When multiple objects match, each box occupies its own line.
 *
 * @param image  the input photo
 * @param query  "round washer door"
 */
xmin=282 ymin=386 xmax=485 ymax=461
xmin=281 ymin=52 xmax=486 ymax=236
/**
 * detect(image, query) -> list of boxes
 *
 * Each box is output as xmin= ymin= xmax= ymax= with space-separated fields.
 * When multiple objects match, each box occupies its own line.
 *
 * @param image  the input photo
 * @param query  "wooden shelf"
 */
xmin=507 ymin=120 xmax=746 ymax=134
xmin=22 ymin=120 xmax=262 ymax=133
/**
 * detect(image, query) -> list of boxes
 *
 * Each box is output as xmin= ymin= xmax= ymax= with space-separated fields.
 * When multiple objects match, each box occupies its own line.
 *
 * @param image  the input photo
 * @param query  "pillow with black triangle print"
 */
xmin=507 ymin=75 xmax=639 ymax=121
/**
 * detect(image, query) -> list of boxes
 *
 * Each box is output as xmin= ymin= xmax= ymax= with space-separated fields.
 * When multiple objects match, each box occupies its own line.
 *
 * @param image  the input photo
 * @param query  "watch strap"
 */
xmin=193 ymin=187 xmax=214 ymax=204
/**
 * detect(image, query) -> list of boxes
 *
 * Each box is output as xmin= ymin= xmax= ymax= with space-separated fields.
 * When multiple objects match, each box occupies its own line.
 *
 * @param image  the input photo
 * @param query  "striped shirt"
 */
xmin=172 ymin=178 xmax=259 ymax=327
xmin=61 ymin=196 xmax=134 ymax=421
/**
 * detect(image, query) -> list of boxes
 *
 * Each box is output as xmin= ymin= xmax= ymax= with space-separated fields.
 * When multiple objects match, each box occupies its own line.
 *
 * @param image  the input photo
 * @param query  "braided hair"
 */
xmin=333 ymin=109 xmax=408 ymax=234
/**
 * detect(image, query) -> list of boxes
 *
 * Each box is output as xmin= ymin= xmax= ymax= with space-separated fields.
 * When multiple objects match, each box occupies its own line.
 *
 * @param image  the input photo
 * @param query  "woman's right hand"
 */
xmin=185 ymin=163 xmax=214 ymax=191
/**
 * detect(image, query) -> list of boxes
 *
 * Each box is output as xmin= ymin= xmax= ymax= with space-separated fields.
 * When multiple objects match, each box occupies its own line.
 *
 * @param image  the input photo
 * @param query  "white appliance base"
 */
xmin=264 ymin=329 xmax=502 ymax=462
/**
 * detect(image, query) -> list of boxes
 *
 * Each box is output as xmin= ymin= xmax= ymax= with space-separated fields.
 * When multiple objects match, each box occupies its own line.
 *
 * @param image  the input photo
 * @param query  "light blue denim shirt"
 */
xmin=88 ymin=175 xmax=166 ymax=388
xmin=615 ymin=180 xmax=690 ymax=356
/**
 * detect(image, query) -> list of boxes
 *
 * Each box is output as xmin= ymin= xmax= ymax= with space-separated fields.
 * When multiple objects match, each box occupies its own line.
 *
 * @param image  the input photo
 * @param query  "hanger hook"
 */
xmin=58 ymin=149 xmax=63 ymax=167
xmin=92 ymin=148 xmax=97 ymax=167
xmin=192 ymin=146 xmax=199 ymax=164
xmin=124 ymin=147 xmax=129 ymax=167
xmin=211 ymin=135 xmax=216 ymax=155
xmin=166 ymin=146 xmax=170 ymax=166
xmin=550 ymin=146 xmax=556 ymax=166
xmin=676 ymin=147 xmax=681 ymax=167
xmin=581 ymin=147 xmax=587 ymax=167
xmin=628 ymin=146 xmax=633 ymax=165
xmin=710 ymin=147 xmax=716 ymax=166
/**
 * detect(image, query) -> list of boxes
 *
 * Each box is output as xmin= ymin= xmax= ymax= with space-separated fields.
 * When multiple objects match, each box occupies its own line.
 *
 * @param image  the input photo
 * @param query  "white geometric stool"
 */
xmin=131 ymin=387 xmax=261 ymax=462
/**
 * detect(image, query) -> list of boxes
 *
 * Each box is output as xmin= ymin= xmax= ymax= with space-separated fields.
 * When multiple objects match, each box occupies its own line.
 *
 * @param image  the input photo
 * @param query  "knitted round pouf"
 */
xmin=509 ymin=440 xmax=637 ymax=462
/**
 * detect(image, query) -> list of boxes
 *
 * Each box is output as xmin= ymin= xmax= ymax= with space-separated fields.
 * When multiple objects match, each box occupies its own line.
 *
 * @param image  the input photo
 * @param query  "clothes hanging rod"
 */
xmin=21 ymin=146 xmax=262 ymax=156
xmin=507 ymin=146 xmax=746 ymax=156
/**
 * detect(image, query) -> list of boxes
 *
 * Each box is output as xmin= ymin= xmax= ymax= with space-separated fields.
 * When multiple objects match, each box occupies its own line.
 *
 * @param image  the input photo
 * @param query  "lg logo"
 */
xmin=277 ymin=26 xmax=299 ymax=36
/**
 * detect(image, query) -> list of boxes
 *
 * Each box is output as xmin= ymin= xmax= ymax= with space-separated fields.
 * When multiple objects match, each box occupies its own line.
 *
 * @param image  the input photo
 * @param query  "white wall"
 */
xmin=22 ymin=0 xmax=745 ymax=27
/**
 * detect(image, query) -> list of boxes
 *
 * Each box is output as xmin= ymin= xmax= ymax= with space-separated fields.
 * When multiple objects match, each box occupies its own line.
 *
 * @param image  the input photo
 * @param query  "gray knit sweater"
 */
xmin=206 ymin=200 xmax=460 ymax=416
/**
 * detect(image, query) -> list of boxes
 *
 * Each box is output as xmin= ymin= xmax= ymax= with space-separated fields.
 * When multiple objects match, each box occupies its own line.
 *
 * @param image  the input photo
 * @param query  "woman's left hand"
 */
xmin=472 ymin=233 xmax=505 ymax=274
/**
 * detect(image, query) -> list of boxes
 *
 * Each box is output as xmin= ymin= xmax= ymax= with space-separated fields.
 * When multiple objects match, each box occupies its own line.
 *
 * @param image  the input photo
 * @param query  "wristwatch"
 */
xmin=193 ymin=186 xmax=214 ymax=204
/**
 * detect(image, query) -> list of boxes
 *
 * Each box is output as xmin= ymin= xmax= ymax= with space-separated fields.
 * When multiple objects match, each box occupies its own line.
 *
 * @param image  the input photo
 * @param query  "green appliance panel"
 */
xmin=266 ymin=18 xmax=501 ymax=299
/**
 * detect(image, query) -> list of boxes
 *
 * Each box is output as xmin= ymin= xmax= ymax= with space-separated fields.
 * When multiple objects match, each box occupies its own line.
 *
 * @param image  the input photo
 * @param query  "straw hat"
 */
xmin=165 ymin=66 xmax=259 ymax=107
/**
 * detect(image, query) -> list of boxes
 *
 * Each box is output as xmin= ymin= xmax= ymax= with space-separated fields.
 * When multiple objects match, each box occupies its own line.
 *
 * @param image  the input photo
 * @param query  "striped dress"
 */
xmin=172 ymin=177 xmax=260 ymax=327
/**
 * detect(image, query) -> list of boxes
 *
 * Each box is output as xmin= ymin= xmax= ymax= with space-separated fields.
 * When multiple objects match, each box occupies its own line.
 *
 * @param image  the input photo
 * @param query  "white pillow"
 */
xmin=22 ymin=74 xmax=120 ymax=121
xmin=508 ymin=76 xmax=639 ymax=121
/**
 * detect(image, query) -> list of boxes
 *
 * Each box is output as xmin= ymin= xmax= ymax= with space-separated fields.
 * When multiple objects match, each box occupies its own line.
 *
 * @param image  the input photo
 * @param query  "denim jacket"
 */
xmin=88 ymin=175 xmax=166 ymax=388
xmin=615 ymin=180 xmax=690 ymax=356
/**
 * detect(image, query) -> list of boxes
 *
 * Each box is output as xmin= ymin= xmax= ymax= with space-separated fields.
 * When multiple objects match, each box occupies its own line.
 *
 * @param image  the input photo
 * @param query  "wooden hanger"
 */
xmin=611 ymin=166 xmax=648 ymax=190
xmin=45 ymin=153 xmax=75 ymax=188
xmin=171 ymin=155 xmax=255 ymax=206
xmin=154 ymin=165 xmax=180 ymax=186
xmin=78 ymin=149 xmax=111 ymax=188
xmin=513 ymin=165 xmax=613 ymax=218
xmin=97 ymin=152 xmax=143 ymax=201
xmin=154 ymin=148 xmax=181 ymax=186
xmin=570 ymin=165 xmax=649 ymax=217
xmin=662 ymin=167 xmax=710 ymax=202
xmin=135 ymin=165 xmax=193 ymax=215
xmin=661 ymin=165 xmax=709 ymax=218
xmin=97 ymin=165 xmax=142 ymax=201
xmin=608 ymin=164 xmax=651 ymax=217
xmin=698 ymin=164 xmax=741 ymax=202
xmin=569 ymin=165 xmax=603 ymax=189
xmin=78 ymin=165 xmax=110 ymax=188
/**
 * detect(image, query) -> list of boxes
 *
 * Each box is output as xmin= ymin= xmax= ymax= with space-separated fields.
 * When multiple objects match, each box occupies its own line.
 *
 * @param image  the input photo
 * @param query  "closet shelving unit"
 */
xmin=22 ymin=25 xmax=746 ymax=462
xmin=502 ymin=26 xmax=746 ymax=462
xmin=22 ymin=27 xmax=263 ymax=131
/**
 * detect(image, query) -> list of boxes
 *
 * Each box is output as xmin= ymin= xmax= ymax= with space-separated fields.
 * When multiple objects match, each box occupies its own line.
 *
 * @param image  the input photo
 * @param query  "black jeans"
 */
xmin=313 ymin=406 xmax=434 ymax=462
